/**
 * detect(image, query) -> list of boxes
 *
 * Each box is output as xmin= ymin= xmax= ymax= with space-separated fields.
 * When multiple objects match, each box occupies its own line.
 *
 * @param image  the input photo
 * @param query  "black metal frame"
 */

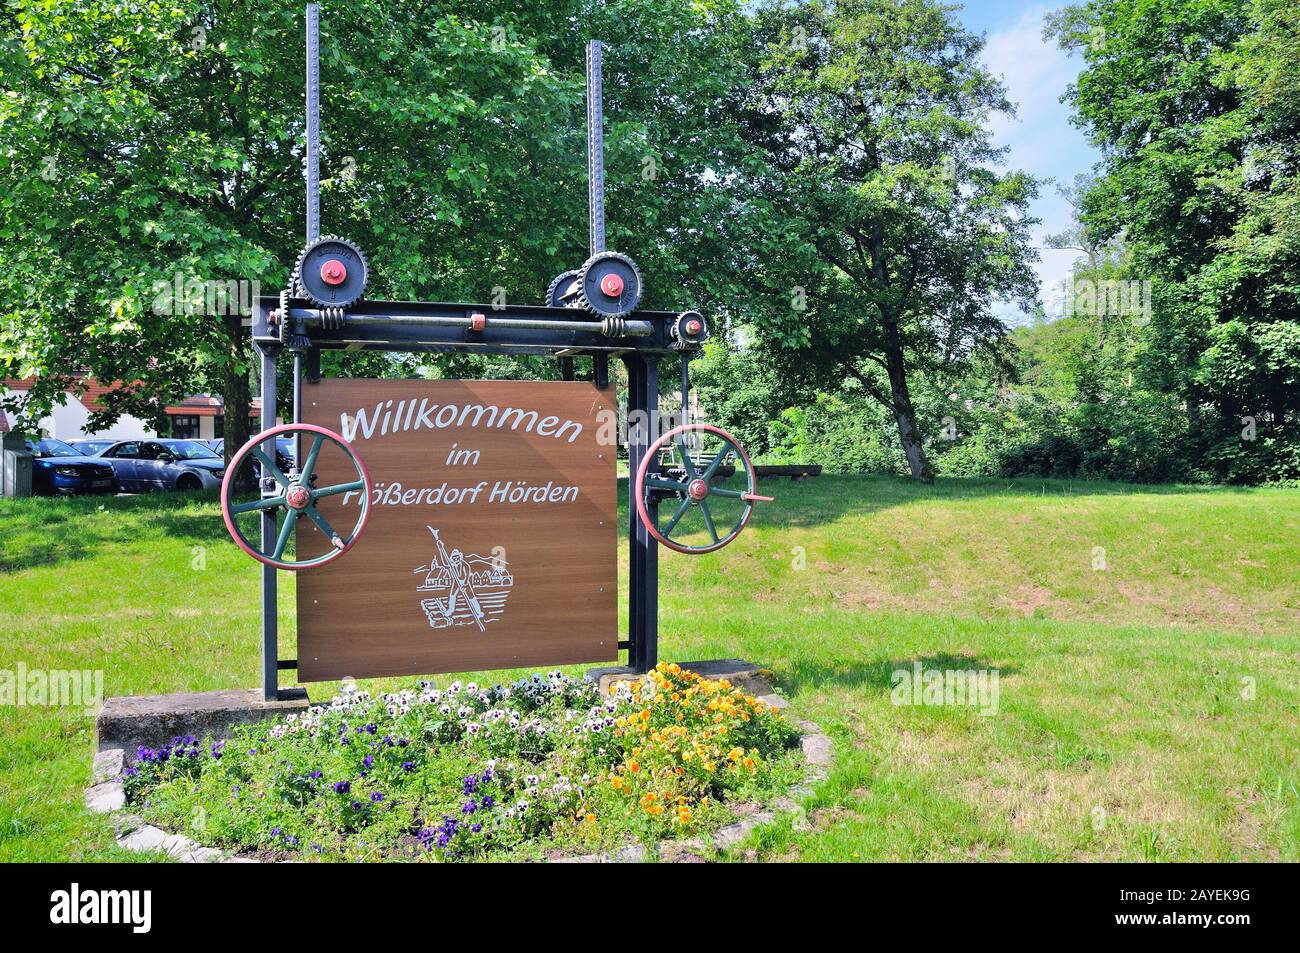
xmin=252 ymin=300 xmax=672 ymax=699
xmin=253 ymin=13 xmax=682 ymax=699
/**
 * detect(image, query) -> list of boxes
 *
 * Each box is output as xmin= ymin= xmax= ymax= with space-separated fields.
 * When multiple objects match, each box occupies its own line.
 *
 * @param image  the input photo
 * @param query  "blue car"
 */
xmin=97 ymin=438 xmax=226 ymax=492
xmin=24 ymin=438 xmax=118 ymax=495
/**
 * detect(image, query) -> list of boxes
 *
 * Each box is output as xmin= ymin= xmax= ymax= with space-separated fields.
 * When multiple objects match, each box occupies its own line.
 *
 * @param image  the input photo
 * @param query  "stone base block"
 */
xmin=586 ymin=659 xmax=776 ymax=697
xmin=97 ymin=688 xmax=309 ymax=760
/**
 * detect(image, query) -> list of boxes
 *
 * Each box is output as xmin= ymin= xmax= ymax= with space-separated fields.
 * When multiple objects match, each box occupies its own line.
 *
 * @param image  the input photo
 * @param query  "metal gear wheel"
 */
xmin=292 ymin=235 xmax=370 ymax=309
xmin=546 ymin=270 xmax=580 ymax=308
xmin=574 ymin=251 xmax=642 ymax=318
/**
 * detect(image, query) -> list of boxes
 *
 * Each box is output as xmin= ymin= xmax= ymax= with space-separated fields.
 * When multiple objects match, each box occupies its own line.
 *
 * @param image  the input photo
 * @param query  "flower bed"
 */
xmin=122 ymin=664 xmax=802 ymax=861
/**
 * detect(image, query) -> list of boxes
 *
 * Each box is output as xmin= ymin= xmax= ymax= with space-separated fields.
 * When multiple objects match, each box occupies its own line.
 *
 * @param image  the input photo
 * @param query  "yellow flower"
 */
xmin=676 ymin=806 xmax=692 ymax=824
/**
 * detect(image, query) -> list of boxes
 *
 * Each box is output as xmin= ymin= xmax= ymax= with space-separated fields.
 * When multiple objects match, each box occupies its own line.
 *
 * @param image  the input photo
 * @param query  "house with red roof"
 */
xmin=1 ymin=377 xmax=262 ymax=442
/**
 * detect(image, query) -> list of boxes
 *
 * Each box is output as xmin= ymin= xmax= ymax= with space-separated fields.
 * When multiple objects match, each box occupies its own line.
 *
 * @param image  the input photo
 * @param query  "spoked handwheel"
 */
xmin=634 ymin=423 xmax=773 ymax=554
xmin=220 ymin=423 xmax=371 ymax=571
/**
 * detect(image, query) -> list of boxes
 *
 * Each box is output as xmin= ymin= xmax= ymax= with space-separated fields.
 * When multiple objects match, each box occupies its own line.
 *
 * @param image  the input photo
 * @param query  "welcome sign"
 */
xmin=296 ymin=379 xmax=618 ymax=681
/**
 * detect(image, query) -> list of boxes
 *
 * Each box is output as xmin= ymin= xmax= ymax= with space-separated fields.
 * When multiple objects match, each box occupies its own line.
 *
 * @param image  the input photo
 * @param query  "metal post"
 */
xmin=680 ymin=351 xmax=691 ymax=430
xmin=259 ymin=341 xmax=280 ymax=700
xmin=624 ymin=354 xmax=659 ymax=672
xmin=625 ymin=357 xmax=641 ymax=668
xmin=305 ymin=3 xmax=321 ymax=245
xmin=640 ymin=355 xmax=659 ymax=671
xmin=292 ymin=350 xmax=304 ymax=462
xmin=257 ymin=1 xmax=318 ymax=700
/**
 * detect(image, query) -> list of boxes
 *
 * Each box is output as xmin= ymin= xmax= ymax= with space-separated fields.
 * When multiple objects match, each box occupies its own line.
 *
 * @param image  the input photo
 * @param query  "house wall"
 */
xmin=0 ymin=389 xmax=156 ymax=441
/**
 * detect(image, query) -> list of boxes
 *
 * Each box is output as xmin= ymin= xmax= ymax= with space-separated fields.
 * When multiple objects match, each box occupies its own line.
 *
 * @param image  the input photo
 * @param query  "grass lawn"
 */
xmin=1 ymin=475 xmax=1298 ymax=861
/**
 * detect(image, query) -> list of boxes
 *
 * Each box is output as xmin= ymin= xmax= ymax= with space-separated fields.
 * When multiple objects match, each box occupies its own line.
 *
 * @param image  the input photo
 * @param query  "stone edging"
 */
xmin=86 ymin=693 xmax=833 ymax=864
xmin=85 ymin=747 xmax=236 ymax=863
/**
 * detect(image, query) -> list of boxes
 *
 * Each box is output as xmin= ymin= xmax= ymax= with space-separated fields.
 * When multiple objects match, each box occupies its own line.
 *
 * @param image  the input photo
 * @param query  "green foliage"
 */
xmin=0 ymin=0 xmax=756 ymax=425
xmin=1044 ymin=0 xmax=1300 ymax=483
xmin=767 ymin=397 xmax=903 ymax=473
xmin=691 ymin=338 xmax=788 ymax=457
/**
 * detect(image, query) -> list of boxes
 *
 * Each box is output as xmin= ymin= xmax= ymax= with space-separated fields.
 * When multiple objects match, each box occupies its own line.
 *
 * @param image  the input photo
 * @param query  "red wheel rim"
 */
xmin=634 ymin=423 xmax=763 ymax=555
xmin=220 ymin=423 xmax=372 ymax=571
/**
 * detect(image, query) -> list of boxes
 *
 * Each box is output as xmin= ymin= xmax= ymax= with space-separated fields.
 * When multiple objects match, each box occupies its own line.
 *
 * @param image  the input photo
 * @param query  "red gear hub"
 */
xmin=599 ymin=273 xmax=625 ymax=298
xmin=285 ymin=485 xmax=312 ymax=510
xmin=320 ymin=259 xmax=348 ymax=286
xmin=685 ymin=318 xmax=702 ymax=336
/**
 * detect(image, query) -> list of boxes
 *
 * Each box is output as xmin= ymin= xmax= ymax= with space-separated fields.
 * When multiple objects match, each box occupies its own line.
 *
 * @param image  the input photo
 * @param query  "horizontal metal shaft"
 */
xmin=285 ymin=307 xmax=653 ymax=338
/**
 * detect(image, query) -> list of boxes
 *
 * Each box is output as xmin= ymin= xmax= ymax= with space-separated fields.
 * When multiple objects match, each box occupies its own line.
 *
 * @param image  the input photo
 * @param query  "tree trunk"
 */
xmin=882 ymin=322 xmax=933 ymax=483
xmin=221 ymin=312 xmax=254 ymax=490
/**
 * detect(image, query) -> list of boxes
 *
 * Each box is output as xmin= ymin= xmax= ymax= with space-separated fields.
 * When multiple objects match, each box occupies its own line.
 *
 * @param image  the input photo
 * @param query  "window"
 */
xmin=171 ymin=415 xmax=200 ymax=439
xmin=141 ymin=442 xmax=171 ymax=460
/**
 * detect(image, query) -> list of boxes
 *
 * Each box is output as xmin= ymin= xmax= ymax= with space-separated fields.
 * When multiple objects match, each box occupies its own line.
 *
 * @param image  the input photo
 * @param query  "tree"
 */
xmin=1045 ymin=173 xmax=1116 ymax=273
xmin=1047 ymin=0 xmax=1300 ymax=482
xmin=0 ymin=0 xmax=756 ymax=454
xmin=727 ymin=0 xmax=1039 ymax=481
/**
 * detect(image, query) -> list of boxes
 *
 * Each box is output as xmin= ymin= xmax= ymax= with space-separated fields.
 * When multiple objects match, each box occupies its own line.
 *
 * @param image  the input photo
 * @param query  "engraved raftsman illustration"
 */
xmin=413 ymin=526 xmax=513 ymax=631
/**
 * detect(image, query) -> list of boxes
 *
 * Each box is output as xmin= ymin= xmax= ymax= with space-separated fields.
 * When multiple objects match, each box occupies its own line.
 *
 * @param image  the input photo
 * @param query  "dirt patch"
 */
xmin=1228 ymin=788 xmax=1281 ymax=861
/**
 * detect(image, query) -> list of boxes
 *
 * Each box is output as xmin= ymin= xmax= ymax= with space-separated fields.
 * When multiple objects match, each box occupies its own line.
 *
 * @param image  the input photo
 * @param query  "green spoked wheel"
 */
xmin=220 ymin=423 xmax=372 ymax=571
xmin=634 ymin=423 xmax=774 ymax=554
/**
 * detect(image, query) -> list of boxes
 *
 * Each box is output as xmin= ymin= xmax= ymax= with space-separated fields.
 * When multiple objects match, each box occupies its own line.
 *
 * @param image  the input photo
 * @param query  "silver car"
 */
xmin=97 ymin=439 xmax=226 ymax=492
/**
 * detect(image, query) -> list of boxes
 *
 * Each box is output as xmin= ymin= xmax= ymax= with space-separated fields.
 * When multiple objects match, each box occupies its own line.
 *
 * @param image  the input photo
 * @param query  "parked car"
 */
xmin=24 ymin=438 xmax=118 ymax=495
xmin=67 ymin=438 xmax=117 ymax=456
xmin=97 ymin=438 xmax=225 ymax=492
xmin=209 ymin=437 xmax=297 ymax=473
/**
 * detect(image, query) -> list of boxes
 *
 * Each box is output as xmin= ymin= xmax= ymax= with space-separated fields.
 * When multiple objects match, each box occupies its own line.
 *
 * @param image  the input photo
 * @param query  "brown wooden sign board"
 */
xmin=296 ymin=379 xmax=618 ymax=681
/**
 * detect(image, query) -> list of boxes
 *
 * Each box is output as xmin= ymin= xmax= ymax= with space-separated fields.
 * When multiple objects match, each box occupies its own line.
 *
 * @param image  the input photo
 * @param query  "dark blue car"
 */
xmin=96 ymin=439 xmax=226 ymax=492
xmin=24 ymin=438 xmax=118 ymax=495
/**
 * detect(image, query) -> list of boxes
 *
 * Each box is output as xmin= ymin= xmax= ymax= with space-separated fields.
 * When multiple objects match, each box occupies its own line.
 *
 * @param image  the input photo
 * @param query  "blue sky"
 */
xmin=955 ymin=1 xmax=1100 ymax=322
